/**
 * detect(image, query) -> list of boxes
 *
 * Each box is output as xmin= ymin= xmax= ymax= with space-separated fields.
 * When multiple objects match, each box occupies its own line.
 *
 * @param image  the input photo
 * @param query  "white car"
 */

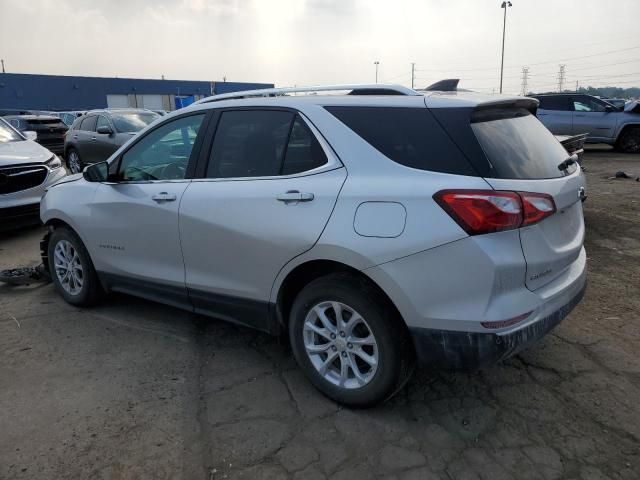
xmin=0 ymin=118 xmax=67 ymax=230
xmin=40 ymin=85 xmax=586 ymax=406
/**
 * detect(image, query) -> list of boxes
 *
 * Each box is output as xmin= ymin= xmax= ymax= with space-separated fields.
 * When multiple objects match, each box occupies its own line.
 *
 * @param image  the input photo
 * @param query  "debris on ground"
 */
xmin=0 ymin=264 xmax=50 ymax=286
xmin=609 ymin=171 xmax=640 ymax=181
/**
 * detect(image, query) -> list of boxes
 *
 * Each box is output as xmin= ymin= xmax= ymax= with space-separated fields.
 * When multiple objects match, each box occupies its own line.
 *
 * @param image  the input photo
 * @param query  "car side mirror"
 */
xmin=23 ymin=130 xmax=38 ymax=141
xmin=83 ymin=161 xmax=110 ymax=182
xmin=96 ymin=125 xmax=113 ymax=135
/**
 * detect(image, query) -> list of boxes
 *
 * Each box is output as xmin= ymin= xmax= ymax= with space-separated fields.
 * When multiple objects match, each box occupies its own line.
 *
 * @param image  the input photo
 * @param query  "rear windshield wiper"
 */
xmin=558 ymin=154 xmax=578 ymax=172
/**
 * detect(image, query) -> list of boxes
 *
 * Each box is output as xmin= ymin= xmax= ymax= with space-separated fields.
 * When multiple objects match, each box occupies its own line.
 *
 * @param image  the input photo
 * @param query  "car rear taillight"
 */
xmin=434 ymin=189 xmax=556 ymax=235
xmin=520 ymin=192 xmax=556 ymax=226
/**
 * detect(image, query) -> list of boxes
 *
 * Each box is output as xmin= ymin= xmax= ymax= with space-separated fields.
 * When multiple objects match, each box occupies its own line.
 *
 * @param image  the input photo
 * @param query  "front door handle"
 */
xmin=151 ymin=192 xmax=177 ymax=203
xmin=91 ymin=136 xmax=97 ymax=141
xmin=276 ymin=190 xmax=314 ymax=203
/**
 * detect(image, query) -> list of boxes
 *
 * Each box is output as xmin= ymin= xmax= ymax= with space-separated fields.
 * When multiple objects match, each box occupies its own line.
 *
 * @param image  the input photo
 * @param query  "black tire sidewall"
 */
xmin=289 ymin=274 xmax=406 ymax=407
xmin=618 ymin=128 xmax=640 ymax=153
xmin=48 ymin=228 xmax=99 ymax=306
xmin=66 ymin=148 xmax=83 ymax=173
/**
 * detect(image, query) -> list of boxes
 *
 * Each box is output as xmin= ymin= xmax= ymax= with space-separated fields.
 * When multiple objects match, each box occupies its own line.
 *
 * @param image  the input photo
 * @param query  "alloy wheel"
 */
xmin=303 ymin=301 xmax=379 ymax=389
xmin=68 ymin=151 xmax=81 ymax=173
xmin=53 ymin=240 xmax=84 ymax=295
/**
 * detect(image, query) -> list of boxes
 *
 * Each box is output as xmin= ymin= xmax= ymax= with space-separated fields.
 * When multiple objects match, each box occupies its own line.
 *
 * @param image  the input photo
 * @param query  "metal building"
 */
xmin=0 ymin=73 xmax=273 ymax=112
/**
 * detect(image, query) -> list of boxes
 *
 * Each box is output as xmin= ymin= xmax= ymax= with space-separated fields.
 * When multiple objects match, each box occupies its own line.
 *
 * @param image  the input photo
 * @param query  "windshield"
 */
xmin=0 ymin=120 xmax=23 ymax=143
xmin=471 ymin=108 xmax=577 ymax=179
xmin=111 ymin=113 xmax=159 ymax=133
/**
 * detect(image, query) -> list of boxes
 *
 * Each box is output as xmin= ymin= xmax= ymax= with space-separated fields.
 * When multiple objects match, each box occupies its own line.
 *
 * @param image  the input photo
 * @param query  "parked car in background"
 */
xmin=41 ymin=84 xmax=586 ymax=406
xmin=530 ymin=93 xmax=640 ymax=153
xmin=64 ymin=109 xmax=159 ymax=173
xmin=0 ymin=118 xmax=66 ymax=230
xmin=602 ymin=98 xmax=626 ymax=110
xmin=54 ymin=111 xmax=86 ymax=127
xmin=3 ymin=115 xmax=68 ymax=155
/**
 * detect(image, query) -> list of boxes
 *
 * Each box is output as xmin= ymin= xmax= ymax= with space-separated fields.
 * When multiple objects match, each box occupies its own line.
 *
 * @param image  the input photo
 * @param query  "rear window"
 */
xmin=325 ymin=106 xmax=476 ymax=176
xmin=471 ymin=108 xmax=576 ymax=179
xmin=26 ymin=119 xmax=67 ymax=130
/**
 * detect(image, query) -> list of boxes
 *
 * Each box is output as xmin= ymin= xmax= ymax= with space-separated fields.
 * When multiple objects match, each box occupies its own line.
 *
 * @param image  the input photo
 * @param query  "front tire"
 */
xmin=66 ymin=148 xmax=83 ymax=174
xmin=289 ymin=273 xmax=413 ymax=407
xmin=616 ymin=127 xmax=640 ymax=153
xmin=48 ymin=227 xmax=103 ymax=306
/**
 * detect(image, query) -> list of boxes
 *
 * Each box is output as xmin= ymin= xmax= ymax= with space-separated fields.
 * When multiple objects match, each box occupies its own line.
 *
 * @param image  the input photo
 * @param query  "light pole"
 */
xmin=374 ymin=61 xmax=380 ymax=83
xmin=499 ymin=1 xmax=512 ymax=94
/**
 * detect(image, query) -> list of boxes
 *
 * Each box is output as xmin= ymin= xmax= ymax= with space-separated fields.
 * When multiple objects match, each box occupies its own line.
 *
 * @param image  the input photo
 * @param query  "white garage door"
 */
xmin=140 ymin=95 xmax=163 ymax=110
xmin=106 ymin=94 xmax=129 ymax=108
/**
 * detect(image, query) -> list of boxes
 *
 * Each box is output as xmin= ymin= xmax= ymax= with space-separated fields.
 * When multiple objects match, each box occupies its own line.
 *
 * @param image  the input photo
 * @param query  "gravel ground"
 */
xmin=1 ymin=146 xmax=639 ymax=480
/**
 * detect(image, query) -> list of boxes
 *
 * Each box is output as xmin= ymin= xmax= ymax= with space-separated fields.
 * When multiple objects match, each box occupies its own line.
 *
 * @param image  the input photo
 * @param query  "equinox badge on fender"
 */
xmin=578 ymin=186 xmax=587 ymax=202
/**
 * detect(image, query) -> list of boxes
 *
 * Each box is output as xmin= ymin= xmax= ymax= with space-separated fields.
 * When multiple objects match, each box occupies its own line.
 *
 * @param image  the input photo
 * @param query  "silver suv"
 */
xmin=40 ymin=85 xmax=587 ymax=406
xmin=531 ymin=93 xmax=640 ymax=153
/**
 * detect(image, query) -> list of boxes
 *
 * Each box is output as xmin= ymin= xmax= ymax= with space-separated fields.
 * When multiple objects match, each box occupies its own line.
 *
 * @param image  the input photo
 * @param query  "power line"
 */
xmin=413 ymin=45 xmax=640 ymax=75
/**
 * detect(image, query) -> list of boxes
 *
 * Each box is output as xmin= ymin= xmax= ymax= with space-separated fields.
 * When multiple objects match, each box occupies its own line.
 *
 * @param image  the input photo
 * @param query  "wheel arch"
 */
xmin=615 ymin=122 xmax=640 ymax=142
xmin=273 ymin=258 xmax=411 ymax=341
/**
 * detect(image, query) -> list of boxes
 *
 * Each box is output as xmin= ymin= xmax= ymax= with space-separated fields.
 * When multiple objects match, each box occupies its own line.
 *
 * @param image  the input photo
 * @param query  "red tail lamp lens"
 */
xmin=434 ymin=189 xmax=556 ymax=235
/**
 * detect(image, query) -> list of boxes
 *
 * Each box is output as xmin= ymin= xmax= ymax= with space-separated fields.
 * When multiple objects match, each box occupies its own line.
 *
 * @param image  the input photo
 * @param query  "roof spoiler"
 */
xmin=425 ymin=79 xmax=459 ymax=92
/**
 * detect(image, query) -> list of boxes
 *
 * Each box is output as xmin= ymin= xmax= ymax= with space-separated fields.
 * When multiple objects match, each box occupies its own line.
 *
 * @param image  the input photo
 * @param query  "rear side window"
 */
xmin=325 ymin=107 xmax=476 ymax=176
xmin=282 ymin=116 xmax=327 ymax=175
xmin=80 ymin=116 xmax=97 ymax=132
xmin=471 ymin=108 xmax=575 ymax=179
xmin=534 ymin=96 xmax=571 ymax=111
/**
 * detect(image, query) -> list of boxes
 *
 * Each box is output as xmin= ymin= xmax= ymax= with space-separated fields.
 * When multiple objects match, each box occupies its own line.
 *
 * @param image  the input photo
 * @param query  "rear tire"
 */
xmin=289 ymin=273 xmax=414 ymax=407
xmin=66 ymin=148 xmax=84 ymax=174
xmin=48 ymin=227 xmax=103 ymax=306
xmin=616 ymin=127 xmax=640 ymax=153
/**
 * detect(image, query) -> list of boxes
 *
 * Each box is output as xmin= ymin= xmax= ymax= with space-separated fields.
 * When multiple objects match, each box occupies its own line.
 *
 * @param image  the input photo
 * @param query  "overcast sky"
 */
xmin=1 ymin=0 xmax=639 ymax=94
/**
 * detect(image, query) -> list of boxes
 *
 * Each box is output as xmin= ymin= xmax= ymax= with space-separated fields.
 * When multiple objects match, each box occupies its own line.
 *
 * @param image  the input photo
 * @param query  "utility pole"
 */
xmin=575 ymin=80 xmax=579 ymax=92
xmin=557 ymin=64 xmax=566 ymax=92
xmin=520 ymin=66 xmax=529 ymax=96
xmin=374 ymin=61 xmax=380 ymax=83
xmin=411 ymin=63 xmax=415 ymax=89
xmin=1 ymin=59 xmax=4 ymax=74
xmin=499 ymin=1 xmax=513 ymax=94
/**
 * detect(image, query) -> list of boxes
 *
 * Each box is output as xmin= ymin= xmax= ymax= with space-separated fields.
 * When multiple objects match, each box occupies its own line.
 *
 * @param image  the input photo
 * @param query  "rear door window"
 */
xmin=535 ymin=96 xmax=571 ymax=111
xmin=325 ymin=106 xmax=476 ymax=176
xmin=207 ymin=110 xmax=294 ymax=178
xmin=471 ymin=108 xmax=576 ymax=179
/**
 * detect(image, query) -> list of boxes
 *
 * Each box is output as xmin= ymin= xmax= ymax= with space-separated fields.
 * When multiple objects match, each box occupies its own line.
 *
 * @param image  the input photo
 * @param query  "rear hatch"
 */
xmin=469 ymin=106 xmax=585 ymax=291
xmin=430 ymin=102 xmax=585 ymax=291
xmin=26 ymin=118 xmax=67 ymax=148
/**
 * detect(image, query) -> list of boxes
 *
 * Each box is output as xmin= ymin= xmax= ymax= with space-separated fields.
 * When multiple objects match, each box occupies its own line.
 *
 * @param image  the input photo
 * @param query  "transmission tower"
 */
xmin=520 ymin=66 xmax=530 ymax=96
xmin=557 ymin=64 xmax=566 ymax=92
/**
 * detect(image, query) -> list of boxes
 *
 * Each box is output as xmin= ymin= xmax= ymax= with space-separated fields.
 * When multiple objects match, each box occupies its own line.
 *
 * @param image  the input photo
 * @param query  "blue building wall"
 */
xmin=0 ymin=73 xmax=273 ymax=111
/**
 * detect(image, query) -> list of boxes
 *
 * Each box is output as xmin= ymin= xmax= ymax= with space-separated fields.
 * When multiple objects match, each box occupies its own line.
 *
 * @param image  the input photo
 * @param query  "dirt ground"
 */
xmin=1 ymin=146 xmax=639 ymax=480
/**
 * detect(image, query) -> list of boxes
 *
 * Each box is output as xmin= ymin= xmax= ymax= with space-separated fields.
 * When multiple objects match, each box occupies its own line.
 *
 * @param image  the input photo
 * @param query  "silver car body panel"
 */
xmin=41 ymin=87 xmax=587 ymax=344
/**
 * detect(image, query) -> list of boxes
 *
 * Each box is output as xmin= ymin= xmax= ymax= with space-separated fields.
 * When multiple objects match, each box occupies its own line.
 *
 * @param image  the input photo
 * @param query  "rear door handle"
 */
xmin=151 ymin=192 xmax=177 ymax=202
xmin=276 ymin=190 xmax=314 ymax=203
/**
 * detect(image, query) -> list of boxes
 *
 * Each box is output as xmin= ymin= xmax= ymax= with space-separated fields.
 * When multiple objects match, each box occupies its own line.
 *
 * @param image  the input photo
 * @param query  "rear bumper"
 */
xmin=409 ymin=280 xmax=586 ymax=369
